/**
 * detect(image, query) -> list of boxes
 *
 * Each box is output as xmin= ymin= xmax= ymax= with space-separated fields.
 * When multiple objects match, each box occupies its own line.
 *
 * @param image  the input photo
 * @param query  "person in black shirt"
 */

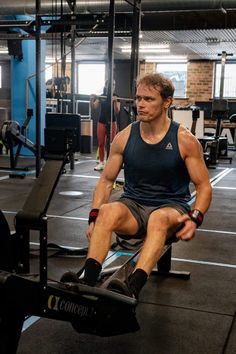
xmin=90 ymin=80 xmax=120 ymax=171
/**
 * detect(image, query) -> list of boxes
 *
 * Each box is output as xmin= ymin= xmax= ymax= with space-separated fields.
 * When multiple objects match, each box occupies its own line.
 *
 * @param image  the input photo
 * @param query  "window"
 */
xmin=214 ymin=63 xmax=236 ymax=98
xmin=45 ymin=63 xmax=53 ymax=82
xmin=156 ymin=63 xmax=187 ymax=97
xmin=78 ymin=63 xmax=106 ymax=95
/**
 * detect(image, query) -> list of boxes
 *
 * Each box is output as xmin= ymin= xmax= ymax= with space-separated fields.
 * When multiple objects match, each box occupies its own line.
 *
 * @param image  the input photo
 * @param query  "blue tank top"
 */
xmin=122 ymin=120 xmax=191 ymax=210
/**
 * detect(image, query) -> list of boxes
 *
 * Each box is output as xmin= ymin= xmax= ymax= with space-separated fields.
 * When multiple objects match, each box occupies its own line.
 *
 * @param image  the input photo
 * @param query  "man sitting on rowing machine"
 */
xmin=62 ymin=73 xmax=212 ymax=299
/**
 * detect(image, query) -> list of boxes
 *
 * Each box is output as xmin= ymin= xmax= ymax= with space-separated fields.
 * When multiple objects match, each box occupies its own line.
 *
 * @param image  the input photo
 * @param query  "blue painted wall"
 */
xmin=11 ymin=39 xmax=46 ymax=155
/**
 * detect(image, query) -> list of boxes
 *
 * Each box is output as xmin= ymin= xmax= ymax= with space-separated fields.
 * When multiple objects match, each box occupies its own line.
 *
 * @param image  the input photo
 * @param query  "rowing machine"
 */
xmin=0 ymin=152 xmax=139 ymax=354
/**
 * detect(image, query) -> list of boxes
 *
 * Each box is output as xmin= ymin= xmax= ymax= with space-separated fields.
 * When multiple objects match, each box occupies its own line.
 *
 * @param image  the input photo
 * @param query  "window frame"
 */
xmin=45 ymin=63 xmax=53 ymax=83
xmin=155 ymin=62 xmax=188 ymax=98
xmin=77 ymin=62 xmax=106 ymax=95
xmin=214 ymin=61 xmax=236 ymax=98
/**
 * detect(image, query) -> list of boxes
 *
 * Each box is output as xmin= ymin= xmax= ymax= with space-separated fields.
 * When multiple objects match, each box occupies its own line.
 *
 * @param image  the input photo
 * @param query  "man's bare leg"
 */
xmin=61 ymin=202 xmax=138 ymax=285
xmin=87 ymin=202 xmax=139 ymax=263
xmin=79 ymin=202 xmax=139 ymax=285
xmin=114 ymin=207 xmax=182 ymax=298
xmin=134 ymin=207 xmax=181 ymax=275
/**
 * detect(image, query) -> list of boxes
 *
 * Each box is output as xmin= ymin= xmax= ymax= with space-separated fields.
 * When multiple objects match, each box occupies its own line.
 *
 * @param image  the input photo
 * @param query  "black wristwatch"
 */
xmin=188 ymin=209 xmax=204 ymax=227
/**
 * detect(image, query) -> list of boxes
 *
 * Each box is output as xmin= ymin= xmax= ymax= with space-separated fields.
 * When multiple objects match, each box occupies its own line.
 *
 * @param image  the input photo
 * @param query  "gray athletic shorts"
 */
xmin=116 ymin=197 xmax=189 ymax=239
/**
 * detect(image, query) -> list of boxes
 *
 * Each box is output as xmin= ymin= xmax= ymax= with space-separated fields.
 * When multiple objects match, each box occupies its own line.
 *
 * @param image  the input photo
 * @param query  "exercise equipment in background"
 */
xmin=0 ymin=109 xmax=36 ymax=171
xmin=199 ymin=99 xmax=232 ymax=166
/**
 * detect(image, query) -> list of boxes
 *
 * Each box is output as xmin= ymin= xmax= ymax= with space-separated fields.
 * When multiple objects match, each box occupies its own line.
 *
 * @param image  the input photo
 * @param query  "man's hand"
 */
xmin=86 ymin=222 xmax=95 ymax=241
xmin=176 ymin=214 xmax=197 ymax=241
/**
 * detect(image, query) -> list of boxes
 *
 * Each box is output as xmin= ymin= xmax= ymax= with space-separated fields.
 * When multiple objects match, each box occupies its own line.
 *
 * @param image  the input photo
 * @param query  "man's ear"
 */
xmin=164 ymin=96 xmax=173 ymax=109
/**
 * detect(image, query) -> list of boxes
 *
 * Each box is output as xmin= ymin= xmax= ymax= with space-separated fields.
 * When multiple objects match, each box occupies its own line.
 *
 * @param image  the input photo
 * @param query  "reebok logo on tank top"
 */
xmin=165 ymin=142 xmax=173 ymax=150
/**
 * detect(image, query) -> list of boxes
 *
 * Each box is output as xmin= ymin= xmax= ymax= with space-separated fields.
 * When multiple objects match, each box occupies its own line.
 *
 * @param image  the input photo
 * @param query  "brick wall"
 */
xmin=187 ymin=61 xmax=214 ymax=103
xmin=139 ymin=62 xmax=156 ymax=76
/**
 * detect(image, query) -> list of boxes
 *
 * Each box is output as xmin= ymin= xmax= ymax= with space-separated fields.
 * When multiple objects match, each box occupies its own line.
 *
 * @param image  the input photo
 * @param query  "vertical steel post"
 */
xmin=69 ymin=0 xmax=77 ymax=114
xmin=219 ymin=51 xmax=227 ymax=99
xmin=70 ymin=24 xmax=76 ymax=114
xmin=35 ymin=0 xmax=41 ymax=177
xmin=106 ymin=0 xmax=115 ymax=158
xmin=130 ymin=0 xmax=141 ymax=99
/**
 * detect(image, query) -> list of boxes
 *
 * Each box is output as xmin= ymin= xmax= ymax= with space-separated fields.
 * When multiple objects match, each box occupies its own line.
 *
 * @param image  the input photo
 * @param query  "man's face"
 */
xmin=135 ymin=84 xmax=172 ymax=122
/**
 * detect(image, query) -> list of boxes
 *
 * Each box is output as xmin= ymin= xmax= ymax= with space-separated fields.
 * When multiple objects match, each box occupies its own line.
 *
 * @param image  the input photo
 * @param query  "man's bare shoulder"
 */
xmin=112 ymin=123 xmax=132 ymax=149
xmin=178 ymin=124 xmax=202 ymax=157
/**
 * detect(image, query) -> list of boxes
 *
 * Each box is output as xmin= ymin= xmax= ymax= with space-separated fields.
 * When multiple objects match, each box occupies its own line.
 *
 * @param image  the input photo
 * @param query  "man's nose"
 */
xmin=137 ymin=98 xmax=145 ymax=107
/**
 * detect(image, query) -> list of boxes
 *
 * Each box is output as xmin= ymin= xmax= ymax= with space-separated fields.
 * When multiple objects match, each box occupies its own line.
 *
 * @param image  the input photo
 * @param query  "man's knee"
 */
xmin=97 ymin=202 xmax=133 ymax=230
xmin=148 ymin=207 xmax=179 ymax=230
xmin=97 ymin=203 xmax=120 ymax=229
xmin=149 ymin=208 xmax=170 ymax=225
xmin=98 ymin=203 xmax=111 ymax=218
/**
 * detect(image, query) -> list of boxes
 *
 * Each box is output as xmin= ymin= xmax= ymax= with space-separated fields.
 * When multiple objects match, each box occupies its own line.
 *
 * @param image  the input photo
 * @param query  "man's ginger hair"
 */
xmin=137 ymin=73 xmax=175 ymax=99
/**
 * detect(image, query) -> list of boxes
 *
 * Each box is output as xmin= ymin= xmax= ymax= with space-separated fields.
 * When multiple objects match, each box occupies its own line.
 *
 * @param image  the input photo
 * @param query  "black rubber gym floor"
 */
xmin=0 ymin=151 xmax=236 ymax=354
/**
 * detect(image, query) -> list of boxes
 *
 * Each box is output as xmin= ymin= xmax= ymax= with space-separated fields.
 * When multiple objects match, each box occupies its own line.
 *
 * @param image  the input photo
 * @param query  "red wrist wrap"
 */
xmin=88 ymin=209 xmax=99 ymax=224
xmin=188 ymin=209 xmax=204 ymax=228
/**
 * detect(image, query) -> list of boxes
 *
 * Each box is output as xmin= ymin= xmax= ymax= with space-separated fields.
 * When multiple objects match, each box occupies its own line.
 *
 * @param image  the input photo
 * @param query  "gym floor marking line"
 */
xmin=74 ymin=159 xmax=97 ymax=165
xmin=30 ymin=241 xmax=87 ymax=251
xmin=0 ymin=175 xmax=9 ymax=180
xmin=22 ymin=316 xmax=40 ymax=332
xmin=173 ymin=258 xmax=236 ymax=269
xmin=198 ymin=228 xmax=236 ymax=236
xmin=63 ymin=174 xmax=100 ymax=179
xmin=188 ymin=168 xmax=233 ymax=205
xmin=48 ymin=214 xmax=88 ymax=221
xmin=0 ymin=169 xmax=35 ymax=175
xmin=211 ymin=168 xmax=234 ymax=186
xmin=213 ymin=186 xmax=236 ymax=190
xmin=106 ymin=251 xmax=236 ymax=270
xmin=1 ymin=211 xmax=88 ymax=221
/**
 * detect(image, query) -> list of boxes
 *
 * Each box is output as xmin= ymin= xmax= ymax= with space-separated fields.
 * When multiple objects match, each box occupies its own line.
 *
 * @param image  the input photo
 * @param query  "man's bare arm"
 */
xmin=177 ymin=128 xmax=212 ymax=240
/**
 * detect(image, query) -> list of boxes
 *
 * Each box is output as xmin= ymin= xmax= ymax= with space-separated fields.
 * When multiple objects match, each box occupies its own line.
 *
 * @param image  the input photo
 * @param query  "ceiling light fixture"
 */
xmin=146 ymin=55 xmax=187 ymax=60
xmin=146 ymin=59 xmax=188 ymax=63
xmin=122 ymin=48 xmax=170 ymax=53
xmin=205 ymin=37 xmax=221 ymax=46
xmin=145 ymin=55 xmax=188 ymax=63
xmin=121 ymin=44 xmax=169 ymax=50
